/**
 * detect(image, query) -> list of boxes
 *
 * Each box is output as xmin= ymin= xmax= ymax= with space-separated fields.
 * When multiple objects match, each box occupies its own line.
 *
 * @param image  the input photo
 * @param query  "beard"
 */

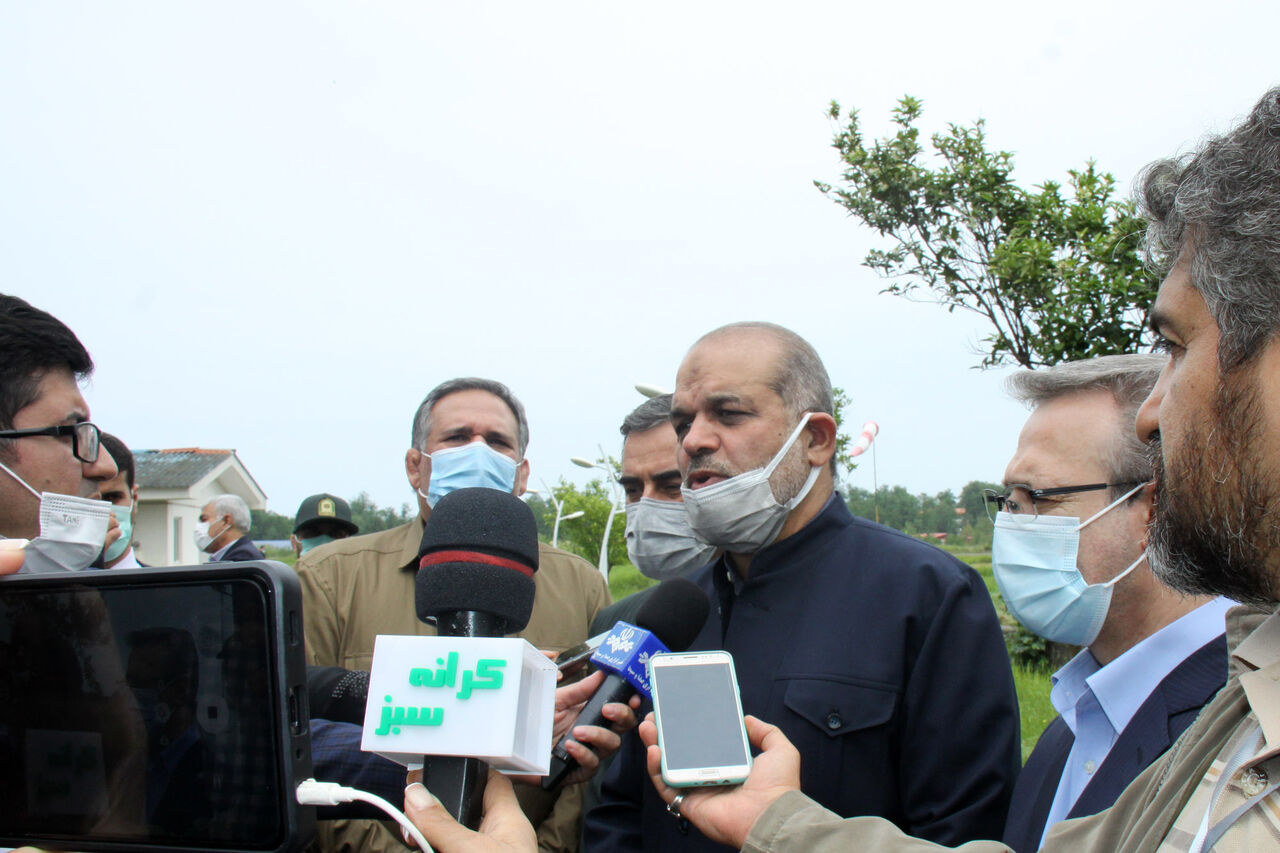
xmin=1147 ymin=371 xmax=1280 ymax=608
xmin=767 ymin=435 xmax=814 ymax=504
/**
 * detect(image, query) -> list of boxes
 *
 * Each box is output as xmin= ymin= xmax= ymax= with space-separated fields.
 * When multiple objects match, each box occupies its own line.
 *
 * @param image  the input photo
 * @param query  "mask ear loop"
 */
xmin=0 ymin=459 xmax=42 ymax=500
xmin=1077 ymin=481 xmax=1149 ymax=530
xmin=761 ymin=413 xmax=816 ymax=477
xmin=1077 ymin=481 xmax=1151 ymax=589
xmin=1102 ymin=551 xmax=1147 ymax=589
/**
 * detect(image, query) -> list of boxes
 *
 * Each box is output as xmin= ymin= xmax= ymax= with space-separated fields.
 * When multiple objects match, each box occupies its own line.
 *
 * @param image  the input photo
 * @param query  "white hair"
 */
xmin=212 ymin=494 xmax=251 ymax=533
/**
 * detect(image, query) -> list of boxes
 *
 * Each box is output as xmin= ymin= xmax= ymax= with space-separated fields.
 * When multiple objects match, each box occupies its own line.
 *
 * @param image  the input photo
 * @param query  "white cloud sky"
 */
xmin=3 ymin=0 xmax=1275 ymax=515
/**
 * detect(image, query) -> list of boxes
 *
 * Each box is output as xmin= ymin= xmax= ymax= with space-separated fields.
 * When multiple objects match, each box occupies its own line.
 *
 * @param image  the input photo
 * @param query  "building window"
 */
xmin=173 ymin=516 xmax=183 ymax=562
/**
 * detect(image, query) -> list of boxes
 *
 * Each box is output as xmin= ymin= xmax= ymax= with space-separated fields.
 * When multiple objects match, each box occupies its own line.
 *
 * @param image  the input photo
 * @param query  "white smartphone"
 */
xmin=649 ymin=650 xmax=752 ymax=788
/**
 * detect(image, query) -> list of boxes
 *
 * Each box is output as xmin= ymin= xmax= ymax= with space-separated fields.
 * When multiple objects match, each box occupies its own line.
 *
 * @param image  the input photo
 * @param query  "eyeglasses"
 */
xmin=983 ymin=481 xmax=1143 ymax=522
xmin=0 ymin=422 xmax=101 ymax=463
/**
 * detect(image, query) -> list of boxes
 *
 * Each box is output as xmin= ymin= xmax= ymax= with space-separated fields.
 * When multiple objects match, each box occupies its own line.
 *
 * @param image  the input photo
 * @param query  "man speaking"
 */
xmin=585 ymin=322 xmax=1019 ymax=850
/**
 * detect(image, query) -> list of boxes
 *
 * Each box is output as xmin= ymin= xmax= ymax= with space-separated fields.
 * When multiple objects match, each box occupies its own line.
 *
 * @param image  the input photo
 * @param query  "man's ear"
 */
xmin=803 ymin=413 xmax=838 ymax=467
xmin=405 ymin=448 xmax=426 ymax=491
xmin=1135 ymin=480 xmax=1158 ymax=546
xmin=514 ymin=458 xmax=531 ymax=496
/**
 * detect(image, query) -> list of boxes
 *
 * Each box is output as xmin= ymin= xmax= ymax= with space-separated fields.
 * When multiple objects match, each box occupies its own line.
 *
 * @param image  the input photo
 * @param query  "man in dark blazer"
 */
xmin=197 ymin=493 xmax=265 ymax=562
xmin=586 ymin=323 xmax=1020 ymax=851
xmin=995 ymin=355 xmax=1232 ymax=853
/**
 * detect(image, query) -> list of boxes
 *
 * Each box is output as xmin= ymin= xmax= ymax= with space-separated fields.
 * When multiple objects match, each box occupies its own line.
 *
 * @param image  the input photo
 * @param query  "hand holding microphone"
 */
xmin=542 ymin=577 xmax=710 ymax=791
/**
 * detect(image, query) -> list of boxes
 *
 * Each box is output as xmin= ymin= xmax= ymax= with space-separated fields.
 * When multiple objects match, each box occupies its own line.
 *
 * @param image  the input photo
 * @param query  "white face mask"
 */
xmin=681 ymin=413 xmax=821 ymax=553
xmin=193 ymin=517 xmax=228 ymax=553
xmin=0 ymin=458 xmax=111 ymax=573
xmin=624 ymin=498 xmax=718 ymax=581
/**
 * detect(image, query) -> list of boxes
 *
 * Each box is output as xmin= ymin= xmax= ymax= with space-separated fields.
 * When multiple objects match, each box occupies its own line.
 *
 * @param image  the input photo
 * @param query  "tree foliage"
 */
xmin=251 ymin=491 xmax=415 ymax=541
xmin=250 ymin=508 xmax=294 ymax=539
xmin=844 ymin=480 xmax=996 ymax=545
xmin=527 ymin=476 xmax=627 ymax=570
xmin=348 ymin=491 xmax=416 ymax=534
xmin=816 ymin=96 xmax=1154 ymax=368
xmin=831 ymin=385 xmax=856 ymax=475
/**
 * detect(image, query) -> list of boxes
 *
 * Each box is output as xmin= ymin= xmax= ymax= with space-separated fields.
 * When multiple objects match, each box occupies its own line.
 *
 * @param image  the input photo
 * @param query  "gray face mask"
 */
xmin=0 ymin=458 xmax=111 ymax=573
xmin=681 ymin=413 xmax=821 ymax=553
xmin=624 ymin=498 xmax=717 ymax=581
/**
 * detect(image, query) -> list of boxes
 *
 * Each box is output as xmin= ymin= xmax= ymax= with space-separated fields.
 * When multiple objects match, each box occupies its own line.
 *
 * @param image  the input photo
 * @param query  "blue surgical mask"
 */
xmin=104 ymin=503 xmax=134 ymax=563
xmin=298 ymin=534 xmax=334 ymax=555
xmin=419 ymin=442 xmax=519 ymax=508
xmin=992 ymin=482 xmax=1148 ymax=646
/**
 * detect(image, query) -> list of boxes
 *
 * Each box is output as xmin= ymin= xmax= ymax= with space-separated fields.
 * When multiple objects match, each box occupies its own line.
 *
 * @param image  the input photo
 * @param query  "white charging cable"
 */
xmin=296 ymin=778 xmax=432 ymax=852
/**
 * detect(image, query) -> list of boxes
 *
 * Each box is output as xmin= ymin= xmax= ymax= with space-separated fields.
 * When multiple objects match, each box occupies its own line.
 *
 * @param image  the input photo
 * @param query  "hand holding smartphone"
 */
xmin=649 ymin=650 xmax=752 ymax=788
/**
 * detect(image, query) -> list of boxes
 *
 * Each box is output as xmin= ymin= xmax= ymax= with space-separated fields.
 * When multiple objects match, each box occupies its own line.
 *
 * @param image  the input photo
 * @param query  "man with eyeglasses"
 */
xmin=986 ymin=355 xmax=1231 ymax=852
xmin=0 ymin=294 xmax=120 ymax=555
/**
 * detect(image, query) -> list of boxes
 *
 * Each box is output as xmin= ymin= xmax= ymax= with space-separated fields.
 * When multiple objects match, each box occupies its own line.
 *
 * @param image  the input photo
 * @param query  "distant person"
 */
xmin=100 ymin=432 xmax=146 ymax=568
xmin=290 ymin=492 xmax=358 ymax=558
xmin=196 ymin=494 xmax=264 ymax=562
xmin=591 ymin=393 xmax=715 ymax=635
xmin=992 ymin=355 xmax=1230 ymax=852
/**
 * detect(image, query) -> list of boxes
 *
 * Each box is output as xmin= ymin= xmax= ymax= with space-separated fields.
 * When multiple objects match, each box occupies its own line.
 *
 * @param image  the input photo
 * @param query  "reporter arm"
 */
xmin=639 ymin=713 xmax=801 ymax=848
xmin=741 ymin=795 xmax=1016 ymax=853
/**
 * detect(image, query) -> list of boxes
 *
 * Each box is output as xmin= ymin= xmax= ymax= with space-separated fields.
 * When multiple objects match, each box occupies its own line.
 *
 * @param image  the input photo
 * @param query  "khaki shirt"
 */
xmin=297 ymin=519 xmax=611 ymax=853
xmin=742 ymin=606 xmax=1274 ymax=853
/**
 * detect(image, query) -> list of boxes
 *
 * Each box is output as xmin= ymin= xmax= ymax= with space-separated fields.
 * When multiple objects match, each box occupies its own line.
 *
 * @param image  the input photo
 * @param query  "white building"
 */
xmin=132 ymin=448 xmax=267 ymax=566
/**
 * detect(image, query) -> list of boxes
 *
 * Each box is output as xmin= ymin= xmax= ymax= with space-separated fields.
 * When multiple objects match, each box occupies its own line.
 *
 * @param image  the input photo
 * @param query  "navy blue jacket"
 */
xmin=219 ymin=536 xmax=266 ymax=563
xmin=584 ymin=497 xmax=1021 ymax=851
xmin=1001 ymin=633 xmax=1228 ymax=853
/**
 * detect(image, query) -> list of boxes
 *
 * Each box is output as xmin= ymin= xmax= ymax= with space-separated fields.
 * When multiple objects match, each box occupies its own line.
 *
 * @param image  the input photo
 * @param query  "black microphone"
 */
xmin=415 ymin=487 xmax=539 ymax=830
xmin=541 ymin=577 xmax=709 ymax=790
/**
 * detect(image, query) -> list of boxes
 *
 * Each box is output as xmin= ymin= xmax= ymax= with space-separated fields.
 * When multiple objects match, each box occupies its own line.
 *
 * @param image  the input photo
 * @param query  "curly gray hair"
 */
xmin=1139 ymin=87 xmax=1280 ymax=371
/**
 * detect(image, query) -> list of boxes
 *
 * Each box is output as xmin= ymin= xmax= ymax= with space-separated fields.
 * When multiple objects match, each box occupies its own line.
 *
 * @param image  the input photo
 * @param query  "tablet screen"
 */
xmin=0 ymin=575 xmax=287 ymax=849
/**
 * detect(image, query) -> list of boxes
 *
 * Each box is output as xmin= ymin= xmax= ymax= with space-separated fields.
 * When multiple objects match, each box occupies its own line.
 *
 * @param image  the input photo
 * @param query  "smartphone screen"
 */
xmin=651 ymin=652 xmax=751 ymax=785
xmin=0 ymin=567 xmax=301 ymax=851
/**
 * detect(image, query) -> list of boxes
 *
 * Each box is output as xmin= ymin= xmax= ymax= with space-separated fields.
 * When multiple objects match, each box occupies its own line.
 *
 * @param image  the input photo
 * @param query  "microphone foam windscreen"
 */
xmin=633 ymin=577 xmax=711 ymax=652
xmin=416 ymin=488 xmax=539 ymax=630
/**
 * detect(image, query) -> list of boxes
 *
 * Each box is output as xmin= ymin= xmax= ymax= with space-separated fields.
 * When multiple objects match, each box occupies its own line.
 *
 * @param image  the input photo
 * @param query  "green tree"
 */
xmin=250 ymin=508 xmax=293 ymax=539
xmin=348 ymin=491 xmax=415 ymax=534
xmin=918 ymin=489 xmax=958 ymax=534
xmin=831 ymin=386 xmax=860 ymax=476
xmin=816 ymin=96 xmax=1154 ymax=368
xmin=959 ymin=479 xmax=1002 ymax=520
xmin=538 ymin=478 xmax=627 ymax=572
xmin=844 ymin=484 xmax=920 ymax=531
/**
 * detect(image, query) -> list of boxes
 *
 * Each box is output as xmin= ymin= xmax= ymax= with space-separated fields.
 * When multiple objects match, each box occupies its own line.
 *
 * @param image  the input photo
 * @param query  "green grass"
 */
xmin=1014 ymin=664 xmax=1055 ymax=763
xmin=607 ymin=561 xmax=657 ymax=602
xmin=261 ymin=545 xmax=297 ymax=568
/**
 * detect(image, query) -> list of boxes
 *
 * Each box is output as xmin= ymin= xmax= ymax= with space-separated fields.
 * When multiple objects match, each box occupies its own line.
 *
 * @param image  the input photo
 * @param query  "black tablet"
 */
xmin=0 ymin=560 xmax=314 ymax=852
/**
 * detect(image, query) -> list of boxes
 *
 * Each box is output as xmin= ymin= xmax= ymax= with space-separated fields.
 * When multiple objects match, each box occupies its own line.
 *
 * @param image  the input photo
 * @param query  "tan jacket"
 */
xmin=297 ymin=519 xmax=611 ymax=853
xmin=742 ymin=607 xmax=1272 ymax=853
